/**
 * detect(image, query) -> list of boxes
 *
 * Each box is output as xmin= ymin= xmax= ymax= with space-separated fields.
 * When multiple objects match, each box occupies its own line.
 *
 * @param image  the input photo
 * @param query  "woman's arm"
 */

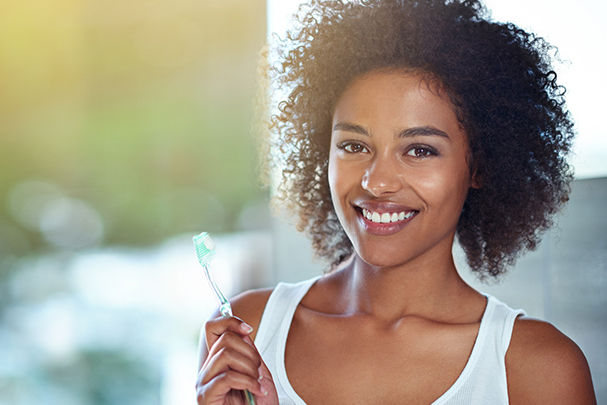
xmin=506 ymin=317 xmax=596 ymax=404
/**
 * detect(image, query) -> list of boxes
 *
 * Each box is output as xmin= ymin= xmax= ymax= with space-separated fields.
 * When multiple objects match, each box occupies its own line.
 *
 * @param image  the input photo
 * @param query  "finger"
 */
xmin=205 ymin=330 xmax=261 ymax=371
xmin=198 ymin=370 xmax=268 ymax=403
xmin=205 ymin=316 xmax=254 ymax=350
xmin=257 ymin=357 xmax=276 ymax=392
xmin=255 ymin=358 xmax=279 ymax=405
xmin=201 ymin=346 xmax=261 ymax=385
xmin=258 ymin=357 xmax=273 ymax=382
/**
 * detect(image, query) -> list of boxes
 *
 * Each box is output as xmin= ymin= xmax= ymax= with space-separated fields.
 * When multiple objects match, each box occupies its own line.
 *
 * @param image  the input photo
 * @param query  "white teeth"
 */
xmin=372 ymin=212 xmax=381 ymax=223
xmin=361 ymin=208 xmax=416 ymax=224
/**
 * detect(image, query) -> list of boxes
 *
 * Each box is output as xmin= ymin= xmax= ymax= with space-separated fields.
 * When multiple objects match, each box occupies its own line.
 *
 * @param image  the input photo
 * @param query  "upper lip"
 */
xmin=353 ymin=200 xmax=418 ymax=213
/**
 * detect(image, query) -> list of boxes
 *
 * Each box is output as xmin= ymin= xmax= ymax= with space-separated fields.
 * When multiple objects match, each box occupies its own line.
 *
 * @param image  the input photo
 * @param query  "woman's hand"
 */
xmin=196 ymin=316 xmax=278 ymax=405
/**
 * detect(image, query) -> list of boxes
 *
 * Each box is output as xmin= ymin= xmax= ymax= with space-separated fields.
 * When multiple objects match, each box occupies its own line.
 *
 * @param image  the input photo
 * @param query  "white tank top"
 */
xmin=254 ymin=277 xmax=525 ymax=404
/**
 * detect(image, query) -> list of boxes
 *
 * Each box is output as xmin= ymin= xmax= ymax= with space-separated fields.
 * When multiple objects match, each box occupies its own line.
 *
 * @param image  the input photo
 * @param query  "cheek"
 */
xmin=328 ymin=153 xmax=336 ymax=188
xmin=418 ymin=162 xmax=471 ymax=210
xmin=327 ymin=153 xmax=360 ymax=216
xmin=327 ymin=153 xmax=343 ymax=209
xmin=328 ymin=153 xmax=337 ymax=193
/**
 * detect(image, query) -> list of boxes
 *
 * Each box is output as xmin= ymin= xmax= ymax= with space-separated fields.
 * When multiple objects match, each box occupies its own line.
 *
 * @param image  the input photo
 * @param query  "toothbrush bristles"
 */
xmin=193 ymin=232 xmax=216 ymax=265
xmin=193 ymin=232 xmax=232 ymax=316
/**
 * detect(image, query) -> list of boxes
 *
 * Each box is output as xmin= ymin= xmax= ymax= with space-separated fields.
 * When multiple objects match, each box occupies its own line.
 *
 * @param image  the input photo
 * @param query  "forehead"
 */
xmin=332 ymin=70 xmax=462 ymax=132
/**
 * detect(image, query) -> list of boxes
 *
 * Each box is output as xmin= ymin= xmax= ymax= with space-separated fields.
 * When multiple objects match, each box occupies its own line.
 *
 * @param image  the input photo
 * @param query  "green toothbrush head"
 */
xmin=193 ymin=232 xmax=216 ymax=265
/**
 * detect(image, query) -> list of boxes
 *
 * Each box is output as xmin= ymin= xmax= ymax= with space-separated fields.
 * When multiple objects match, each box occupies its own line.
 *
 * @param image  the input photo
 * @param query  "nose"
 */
xmin=361 ymin=154 xmax=403 ymax=196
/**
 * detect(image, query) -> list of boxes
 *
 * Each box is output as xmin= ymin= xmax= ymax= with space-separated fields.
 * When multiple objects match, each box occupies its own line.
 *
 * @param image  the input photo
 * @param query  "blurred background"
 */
xmin=0 ymin=0 xmax=269 ymax=403
xmin=0 ymin=0 xmax=605 ymax=404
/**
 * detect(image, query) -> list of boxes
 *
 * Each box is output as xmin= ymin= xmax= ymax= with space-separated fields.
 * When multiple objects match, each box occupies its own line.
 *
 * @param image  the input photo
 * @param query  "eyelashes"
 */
xmin=336 ymin=141 xmax=369 ymax=154
xmin=405 ymin=144 xmax=439 ymax=157
xmin=335 ymin=141 xmax=440 ymax=158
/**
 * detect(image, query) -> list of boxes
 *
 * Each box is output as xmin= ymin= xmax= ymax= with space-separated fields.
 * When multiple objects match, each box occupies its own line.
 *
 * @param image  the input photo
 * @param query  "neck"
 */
xmin=334 ymin=249 xmax=477 ymax=322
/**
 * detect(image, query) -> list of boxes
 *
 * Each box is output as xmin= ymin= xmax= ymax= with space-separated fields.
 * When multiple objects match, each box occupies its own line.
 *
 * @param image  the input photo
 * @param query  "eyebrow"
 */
xmin=332 ymin=122 xmax=451 ymax=140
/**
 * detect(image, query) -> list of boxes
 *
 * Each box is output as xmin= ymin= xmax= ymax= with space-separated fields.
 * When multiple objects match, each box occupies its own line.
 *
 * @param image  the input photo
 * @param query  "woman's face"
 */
xmin=328 ymin=70 xmax=477 ymax=269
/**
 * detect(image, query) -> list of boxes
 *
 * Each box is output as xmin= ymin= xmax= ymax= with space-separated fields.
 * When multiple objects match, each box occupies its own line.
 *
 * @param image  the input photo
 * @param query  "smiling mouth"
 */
xmin=361 ymin=208 xmax=417 ymax=224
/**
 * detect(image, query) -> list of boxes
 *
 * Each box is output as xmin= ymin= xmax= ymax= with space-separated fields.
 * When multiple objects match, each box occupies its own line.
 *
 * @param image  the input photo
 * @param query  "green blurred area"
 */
xmin=1 ymin=348 xmax=160 ymax=405
xmin=0 ymin=1 xmax=268 ymax=403
xmin=0 ymin=0 xmax=267 ymax=257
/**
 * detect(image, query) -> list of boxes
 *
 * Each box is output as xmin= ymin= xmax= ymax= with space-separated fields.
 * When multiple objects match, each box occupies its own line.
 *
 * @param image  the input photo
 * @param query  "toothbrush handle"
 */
xmin=244 ymin=390 xmax=256 ymax=405
xmin=202 ymin=264 xmax=255 ymax=405
xmin=203 ymin=264 xmax=233 ymax=317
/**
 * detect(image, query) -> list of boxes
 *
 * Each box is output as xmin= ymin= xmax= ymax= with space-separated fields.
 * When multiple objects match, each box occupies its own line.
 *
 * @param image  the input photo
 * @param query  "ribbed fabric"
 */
xmin=255 ymin=277 xmax=525 ymax=405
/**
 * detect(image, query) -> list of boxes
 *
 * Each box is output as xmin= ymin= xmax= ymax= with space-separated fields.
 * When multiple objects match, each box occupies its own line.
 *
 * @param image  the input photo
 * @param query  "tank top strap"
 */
xmin=435 ymin=294 xmax=526 ymax=404
xmin=488 ymin=295 xmax=526 ymax=354
xmin=255 ymin=277 xmax=320 ymax=356
xmin=255 ymin=277 xmax=320 ymax=405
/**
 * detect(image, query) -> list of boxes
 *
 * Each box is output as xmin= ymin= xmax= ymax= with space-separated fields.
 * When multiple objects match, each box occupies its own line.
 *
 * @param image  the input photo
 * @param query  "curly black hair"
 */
xmin=268 ymin=0 xmax=574 ymax=279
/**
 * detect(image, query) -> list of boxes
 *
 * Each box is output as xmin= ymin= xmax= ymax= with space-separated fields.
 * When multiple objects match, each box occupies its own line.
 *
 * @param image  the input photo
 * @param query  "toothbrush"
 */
xmin=193 ymin=232 xmax=256 ymax=405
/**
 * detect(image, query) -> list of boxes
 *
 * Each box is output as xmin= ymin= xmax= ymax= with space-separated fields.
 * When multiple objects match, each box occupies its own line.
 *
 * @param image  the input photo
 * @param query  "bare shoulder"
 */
xmin=230 ymin=287 xmax=274 ymax=340
xmin=506 ymin=316 xmax=596 ymax=404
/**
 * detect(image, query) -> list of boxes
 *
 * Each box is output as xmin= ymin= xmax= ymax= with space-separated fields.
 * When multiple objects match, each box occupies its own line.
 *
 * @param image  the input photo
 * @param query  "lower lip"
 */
xmin=357 ymin=210 xmax=417 ymax=236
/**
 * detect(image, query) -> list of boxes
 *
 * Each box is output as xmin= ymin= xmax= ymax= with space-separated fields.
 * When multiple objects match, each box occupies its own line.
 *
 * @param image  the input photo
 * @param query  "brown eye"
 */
xmin=341 ymin=142 xmax=368 ymax=153
xmin=406 ymin=145 xmax=437 ymax=158
xmin=414 ymin=148 xmax=430 ymax=157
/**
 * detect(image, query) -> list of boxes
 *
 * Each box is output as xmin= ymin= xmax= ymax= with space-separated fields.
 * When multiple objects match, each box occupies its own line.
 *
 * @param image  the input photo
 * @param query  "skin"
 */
xmin=196 ymin=70 xmax=596 ymax=404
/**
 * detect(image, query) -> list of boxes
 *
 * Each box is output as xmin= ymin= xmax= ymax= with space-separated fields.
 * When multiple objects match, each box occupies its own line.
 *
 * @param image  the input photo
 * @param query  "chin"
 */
xmin=351 ymin=242 xmax=413 ymax=270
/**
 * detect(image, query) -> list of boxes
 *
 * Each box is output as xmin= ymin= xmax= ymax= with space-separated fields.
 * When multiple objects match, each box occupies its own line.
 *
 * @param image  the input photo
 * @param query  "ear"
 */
xmin=470 ymin=168 xmax=483 ymax=189
xmin=465 ymin=146 xmax=483 ymax=189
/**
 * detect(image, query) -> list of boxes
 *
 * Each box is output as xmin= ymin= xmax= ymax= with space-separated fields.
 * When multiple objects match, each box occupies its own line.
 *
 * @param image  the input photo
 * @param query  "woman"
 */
xmin=196 ymin=0 xmax=596 ymax=403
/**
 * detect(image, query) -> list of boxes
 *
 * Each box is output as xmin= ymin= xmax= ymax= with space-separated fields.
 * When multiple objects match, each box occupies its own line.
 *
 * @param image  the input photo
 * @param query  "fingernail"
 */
xmin=258 ymin=366 xmax=263 ymax=381
xmin=260 ymin=385 xmax=268 ymax=396
xmin=240 ymin=323 xmax=253 ymax=333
